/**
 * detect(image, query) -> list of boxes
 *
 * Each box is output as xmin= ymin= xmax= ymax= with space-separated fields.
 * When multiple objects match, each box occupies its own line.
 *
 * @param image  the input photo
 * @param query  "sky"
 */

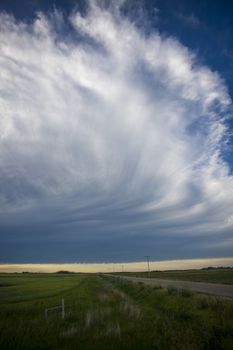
xmin=0 ymin=0 xmax=233 ymax=265
xmin=1 ymin=258 xmax=233 ymax=273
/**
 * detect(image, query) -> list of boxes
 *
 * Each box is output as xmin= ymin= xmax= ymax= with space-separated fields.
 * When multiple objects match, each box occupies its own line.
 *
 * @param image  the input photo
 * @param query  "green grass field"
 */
xmin=116 ymin=268 xmax=233 ymax=284
xmin=0 ymin=273 xmax=233 ymax=350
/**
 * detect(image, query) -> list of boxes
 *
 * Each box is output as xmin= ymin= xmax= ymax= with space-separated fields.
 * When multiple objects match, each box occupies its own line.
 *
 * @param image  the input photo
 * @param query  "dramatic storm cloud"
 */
xmin=0 ymin=1 xmax=233 ymax=262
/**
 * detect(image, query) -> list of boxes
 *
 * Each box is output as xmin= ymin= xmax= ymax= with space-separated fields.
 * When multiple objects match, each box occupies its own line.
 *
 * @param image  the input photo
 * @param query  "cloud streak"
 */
xmin=0 ymin=1 xmax=233 ymax=261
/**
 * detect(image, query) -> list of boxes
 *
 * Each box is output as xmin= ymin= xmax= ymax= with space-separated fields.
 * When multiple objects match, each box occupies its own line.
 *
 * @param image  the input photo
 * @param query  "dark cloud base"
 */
xmin=1 ymin=234 xmax=232 ymax=263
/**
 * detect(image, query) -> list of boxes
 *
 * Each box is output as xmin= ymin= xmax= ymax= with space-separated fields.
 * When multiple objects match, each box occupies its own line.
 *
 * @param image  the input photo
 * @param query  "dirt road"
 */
xmin=113 ymin=275 xmax=233 ymax=298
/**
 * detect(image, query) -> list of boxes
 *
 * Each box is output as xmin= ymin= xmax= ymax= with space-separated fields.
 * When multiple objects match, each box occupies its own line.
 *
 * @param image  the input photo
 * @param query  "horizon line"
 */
xmin=1 ymin=257 xmax=233 ymax=273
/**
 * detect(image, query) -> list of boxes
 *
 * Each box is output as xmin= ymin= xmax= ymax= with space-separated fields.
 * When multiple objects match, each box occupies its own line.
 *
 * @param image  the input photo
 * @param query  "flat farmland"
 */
xmin=0 ymin=273 xmax=233 ymax=350
xmin=116 ymin=268 xmax=233 ymax=285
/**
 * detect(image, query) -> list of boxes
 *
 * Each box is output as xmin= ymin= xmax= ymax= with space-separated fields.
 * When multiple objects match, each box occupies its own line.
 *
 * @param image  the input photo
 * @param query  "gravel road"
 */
xmin=114 ymin=275 xmax=233 ymax=298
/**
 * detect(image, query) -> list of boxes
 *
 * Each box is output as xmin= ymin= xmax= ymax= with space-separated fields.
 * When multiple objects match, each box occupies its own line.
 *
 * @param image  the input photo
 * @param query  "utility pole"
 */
xmin=145 ymin=255 xmax=150 ymax=278
xmin=122 ymin=265 xmax=124 ymax=273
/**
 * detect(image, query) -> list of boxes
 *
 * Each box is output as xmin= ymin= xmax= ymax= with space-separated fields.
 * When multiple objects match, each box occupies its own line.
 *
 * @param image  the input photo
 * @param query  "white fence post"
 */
xmin=44 ymin=299 xmax=66 ymax=320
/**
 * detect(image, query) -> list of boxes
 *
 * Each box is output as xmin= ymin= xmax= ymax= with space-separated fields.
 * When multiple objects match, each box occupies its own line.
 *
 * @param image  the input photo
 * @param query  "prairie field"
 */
xmin=116 ymin=268 xmax=233 ymax=285
xmin=0 ymin=272 xmax=233 ymax=350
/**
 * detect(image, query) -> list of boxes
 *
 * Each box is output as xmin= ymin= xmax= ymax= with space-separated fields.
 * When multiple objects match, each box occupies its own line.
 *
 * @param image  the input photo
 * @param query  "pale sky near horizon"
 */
xmin=1 ymin=257 xmax=233 ymax=273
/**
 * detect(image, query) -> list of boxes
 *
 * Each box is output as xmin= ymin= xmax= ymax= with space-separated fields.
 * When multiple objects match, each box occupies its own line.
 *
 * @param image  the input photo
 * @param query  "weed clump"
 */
xmin=153 ymin=285 xmax=162 ymax=290
xmin=180 ymin=288 xmax=193 ymax=297
xmin=119 ymin=301 xmax=141 ymax=320
xmin=167 ymin=285 xmax=178 ymax=295
xmin=105 ymin=321 xmax=121 ymax=338
xmin=198 ymin=296 xmax=210 ymax=309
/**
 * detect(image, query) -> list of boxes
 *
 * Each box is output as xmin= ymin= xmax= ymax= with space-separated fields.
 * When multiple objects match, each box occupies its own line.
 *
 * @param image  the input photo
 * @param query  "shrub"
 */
xmin=209 ymin=297 xmax=224 ymax=312
xmin=119 ymin=301 xmax=141 ymax=320
xmin=154 ymin=285 xmax=162 ymax=290
xmin=167 ymin=285 xmax=178 ymax=295
xmin=198 ymin=296 xmax=210 ymax=309
xmin=177 ymin=305 xmax=193 ymax=321
xmin=180 ymin=288 xmax=193 ymax=297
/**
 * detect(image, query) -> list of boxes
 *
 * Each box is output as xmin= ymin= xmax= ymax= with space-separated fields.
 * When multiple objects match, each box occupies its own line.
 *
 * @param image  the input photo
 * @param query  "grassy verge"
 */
xmin=104 ymin=275 xmax=233 ymax=350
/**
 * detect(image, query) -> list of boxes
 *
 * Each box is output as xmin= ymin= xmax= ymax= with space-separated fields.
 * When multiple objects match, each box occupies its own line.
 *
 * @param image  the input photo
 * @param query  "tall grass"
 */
xmin=105 ymin=275 xmax=233 ymax=350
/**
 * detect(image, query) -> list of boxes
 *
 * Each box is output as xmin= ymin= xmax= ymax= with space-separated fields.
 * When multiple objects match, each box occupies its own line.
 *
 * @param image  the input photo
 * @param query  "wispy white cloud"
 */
xmin=0 ymin=1 xmax=233 ymax=260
